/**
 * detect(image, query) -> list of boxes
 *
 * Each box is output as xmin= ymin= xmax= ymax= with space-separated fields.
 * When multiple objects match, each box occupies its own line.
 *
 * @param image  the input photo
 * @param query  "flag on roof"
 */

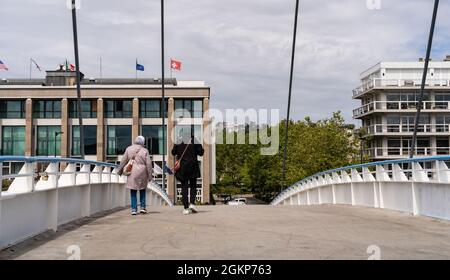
xmin=0 ymin=60 xmax=9 ymax=71
xmin=170 ymin=59 xmax=181 ymax=71
xmin=136 ymin=59 xmax=145 ymax=71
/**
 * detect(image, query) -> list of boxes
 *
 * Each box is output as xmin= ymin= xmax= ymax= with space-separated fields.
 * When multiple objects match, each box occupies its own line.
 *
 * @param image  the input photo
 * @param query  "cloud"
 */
xmin=1 ymin=0 xmax=450 ymax=124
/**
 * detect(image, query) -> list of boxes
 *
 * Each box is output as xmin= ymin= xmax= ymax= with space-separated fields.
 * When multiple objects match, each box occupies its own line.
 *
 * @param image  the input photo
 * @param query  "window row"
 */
xmin=0 ymin=125 xmax=202 ymax=157
xmin=0 ymin=99 xmax=204 ymax=119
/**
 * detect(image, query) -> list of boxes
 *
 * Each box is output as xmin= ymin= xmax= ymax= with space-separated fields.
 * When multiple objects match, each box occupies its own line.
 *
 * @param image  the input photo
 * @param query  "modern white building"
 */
xmin=353 ymin=55 xmax=450 ymax=160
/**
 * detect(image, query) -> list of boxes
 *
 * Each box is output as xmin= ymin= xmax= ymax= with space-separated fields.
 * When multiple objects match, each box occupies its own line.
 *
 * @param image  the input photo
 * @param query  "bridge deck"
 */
xmin=1 ymin=205 xmax=449 ymax=260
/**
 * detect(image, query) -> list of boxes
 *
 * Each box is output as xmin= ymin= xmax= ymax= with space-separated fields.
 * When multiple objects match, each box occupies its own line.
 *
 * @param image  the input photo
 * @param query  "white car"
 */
xmin=227 ymin=198 xmax=247 ymax=205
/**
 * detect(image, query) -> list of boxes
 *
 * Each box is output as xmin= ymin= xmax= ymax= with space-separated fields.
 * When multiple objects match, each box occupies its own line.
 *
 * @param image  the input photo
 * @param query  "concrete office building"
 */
xmin=353 ymin=55 xmax=450 ymax=160
xmin=0 ymin=69 xmax=215 ymax=203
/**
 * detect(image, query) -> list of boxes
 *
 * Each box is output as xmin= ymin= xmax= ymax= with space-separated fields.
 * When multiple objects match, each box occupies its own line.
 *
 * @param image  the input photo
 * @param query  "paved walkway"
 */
xmin=1 ymin=205 xmax=450 ymax=260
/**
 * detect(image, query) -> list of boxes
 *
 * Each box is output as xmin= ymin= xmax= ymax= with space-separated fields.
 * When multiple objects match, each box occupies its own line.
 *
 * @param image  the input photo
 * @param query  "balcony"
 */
xmin=363 ymin=124 xmax=450 ymax=135
xmin=365 ymin=147 xmax=450 ymax=159
xmin=353 ymin=100 xmax=450 ymax=118
xmin=353 ymin=78 xmax=450 ymax=98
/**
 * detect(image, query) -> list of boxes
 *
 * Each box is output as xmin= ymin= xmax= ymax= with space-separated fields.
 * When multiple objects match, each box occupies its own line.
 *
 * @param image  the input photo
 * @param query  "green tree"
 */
xmin=214 ymin=112 xmax=360 ymax=202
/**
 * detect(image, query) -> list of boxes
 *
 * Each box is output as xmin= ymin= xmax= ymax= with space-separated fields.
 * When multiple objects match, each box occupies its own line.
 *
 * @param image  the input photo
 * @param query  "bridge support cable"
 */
xmin=282 ymin=0 xmax=300 ymax=190
xmin=160 ymin=0 xmax=167 ymax=195
xmin=410 ymin=0 xmax=439 ymax=158
xmin=71 ymin=0 xmax=85 ymax=159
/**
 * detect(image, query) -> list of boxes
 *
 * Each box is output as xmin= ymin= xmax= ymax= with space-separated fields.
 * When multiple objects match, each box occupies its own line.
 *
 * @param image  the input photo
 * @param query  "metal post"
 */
xmin=282 ymin=0 xmax=300 ymax=190
xmin=161 ymin=0 xmax=167 ymax=193
xmin=71 ymin=0 xmax=85 ymax=159
xmin=410 ymin=0 xmax=439 ymax=158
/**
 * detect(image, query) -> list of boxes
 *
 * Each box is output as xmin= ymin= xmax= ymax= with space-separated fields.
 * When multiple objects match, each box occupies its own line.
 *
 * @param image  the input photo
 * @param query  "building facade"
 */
xmin=353 ymin=56 xmax=450 ymax=161
xmin=0 ymin=70 xmax=215 ymax=204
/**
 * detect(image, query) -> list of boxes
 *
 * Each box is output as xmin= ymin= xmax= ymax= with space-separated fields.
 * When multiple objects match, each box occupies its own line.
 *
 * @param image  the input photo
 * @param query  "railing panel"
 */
xmin=320 ymin=186 xmax=333 ymax=204
xmin=352 ymin=182 xmax=375 ymax=207
xmin=415 ymin=182 xmax=450 ymax=220
xmin=0 ymin=192 xmax=49 ymax=249
xmin=57 ymin=186 xmax=84 ymax=226
xmin=334 ymin=184 xmax=352 ymax=204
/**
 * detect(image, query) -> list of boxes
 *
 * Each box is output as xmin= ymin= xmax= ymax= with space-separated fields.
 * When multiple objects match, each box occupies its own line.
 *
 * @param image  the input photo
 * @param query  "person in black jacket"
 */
xmin=171 ymin=134 xmax=204 ymax=214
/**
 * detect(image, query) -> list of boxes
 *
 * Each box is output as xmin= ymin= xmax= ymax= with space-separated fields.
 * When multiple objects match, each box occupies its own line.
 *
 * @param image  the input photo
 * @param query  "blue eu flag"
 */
xmin=136 ymin=63 xmax=145 ymax=71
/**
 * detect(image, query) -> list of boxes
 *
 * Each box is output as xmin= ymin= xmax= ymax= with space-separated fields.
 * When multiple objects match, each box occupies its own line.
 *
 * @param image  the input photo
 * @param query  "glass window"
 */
xmin=436 ymin=138 xmax=449 ymax=155
xmin=107 ymin=126 xmax=131 ymax=155
xmin=0 ymin=100 xmax=25 ymax=119
xmin=174 ymin=125 xmax=202 ymax=144
xmin=36 ymin=126 xmax=62 ymax=156
xmin=387 ymin=95 xmax=400 ymax=101
xmin=141 ymin=125 xmax=166 ymax=155
xmin=174 ymin=99 xmax=203 ymax=118
xmin=33 ymin=100 xmax=61 ymax=119
xmin=72 ymin=126 xmax=97 ymax=156
xmin=140 ymin=99 xmax=168 ymax=118
xmin=1 ymin=126 xmax=25 ymax=155
xmin=69 ymin=99 xmax=98 ymax=118
xmin=104 ymin=100 xmax=132 ymax=118
xmin=387 ymin=115 xmax=400 ymax=124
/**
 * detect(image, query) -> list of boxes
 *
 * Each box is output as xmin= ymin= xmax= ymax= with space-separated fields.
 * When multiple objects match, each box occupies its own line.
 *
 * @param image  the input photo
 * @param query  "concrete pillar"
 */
xmin=202 ymin=98 xmax=211 ymax=204
xmin=132 ymin=98 xmax=139 ymax=141
xmin=61 ymin=98 xmax=69 ymax=159
xmin=25 ymin=98 xmax=33 ymax=156
xmin=97 ymin=98 xmax=105 ymax=162
xmin=167 ymin=98 xmax=176 ymax=203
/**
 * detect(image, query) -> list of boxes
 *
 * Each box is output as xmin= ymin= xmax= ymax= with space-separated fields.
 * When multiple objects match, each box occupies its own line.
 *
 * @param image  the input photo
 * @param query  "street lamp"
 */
xmin=55 ymin=131 xmax=64 ymax=158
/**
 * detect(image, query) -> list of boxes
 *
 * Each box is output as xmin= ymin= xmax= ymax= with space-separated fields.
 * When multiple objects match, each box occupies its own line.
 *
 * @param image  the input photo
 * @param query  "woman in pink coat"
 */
xmin=117 ymin=136 xmax=153 ymax=215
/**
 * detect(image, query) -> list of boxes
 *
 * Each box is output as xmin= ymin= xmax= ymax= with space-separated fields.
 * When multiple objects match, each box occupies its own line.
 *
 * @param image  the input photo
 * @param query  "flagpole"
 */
xmin=135 ymin=58 xmax=138 ymax=82
xmin=29 ymin=58 xmax=32 ymax=81
xmin=99 ymin=57 xmax=103 ymax=83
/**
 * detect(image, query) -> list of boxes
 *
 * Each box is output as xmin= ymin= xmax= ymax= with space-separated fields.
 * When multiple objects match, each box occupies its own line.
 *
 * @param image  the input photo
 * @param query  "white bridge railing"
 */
xmin=271 ymin=156 xmax=450 ymax=221
xmin=0 ymin=156 xmax=172 ymax=249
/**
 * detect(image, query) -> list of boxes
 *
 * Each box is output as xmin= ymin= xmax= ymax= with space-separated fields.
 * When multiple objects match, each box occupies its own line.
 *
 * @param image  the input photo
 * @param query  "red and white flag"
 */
xmin=170 ymin=59 xmax=182 ymax=71
xmin=70 ymin=64 xmax=76 ymax=71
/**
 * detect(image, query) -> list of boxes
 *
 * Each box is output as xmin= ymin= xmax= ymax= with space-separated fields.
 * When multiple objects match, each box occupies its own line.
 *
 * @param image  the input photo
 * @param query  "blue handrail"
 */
xmin=0 ymin=156 xmax=118 ymax=168
xmin=277 ymin=156 xmax=450 ymax=197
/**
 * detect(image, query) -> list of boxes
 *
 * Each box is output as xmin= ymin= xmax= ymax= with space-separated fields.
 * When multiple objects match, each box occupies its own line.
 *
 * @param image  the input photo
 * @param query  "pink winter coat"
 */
xmin=117 ymin=144 xmax=153 ymax=190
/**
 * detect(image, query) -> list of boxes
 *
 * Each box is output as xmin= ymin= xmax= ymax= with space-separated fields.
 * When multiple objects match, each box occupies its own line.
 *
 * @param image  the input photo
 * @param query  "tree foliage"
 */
xmin=214 ymin=112 xmax=360 ymax=202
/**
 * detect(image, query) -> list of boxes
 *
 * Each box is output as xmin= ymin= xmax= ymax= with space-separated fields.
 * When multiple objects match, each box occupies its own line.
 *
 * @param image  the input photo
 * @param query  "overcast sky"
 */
xmin=1 ymin=0 xmax=450 ymax=124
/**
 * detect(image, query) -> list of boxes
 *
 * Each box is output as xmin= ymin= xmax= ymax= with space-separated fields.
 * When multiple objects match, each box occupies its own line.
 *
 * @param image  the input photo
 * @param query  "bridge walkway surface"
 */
xmin=1 ymin=205 xmax=449 ymax=260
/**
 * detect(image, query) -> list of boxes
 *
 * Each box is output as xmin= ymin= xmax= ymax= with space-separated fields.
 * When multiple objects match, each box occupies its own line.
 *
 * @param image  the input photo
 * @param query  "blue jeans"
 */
xmin=130 ymin=189 xmax=146 ymax=211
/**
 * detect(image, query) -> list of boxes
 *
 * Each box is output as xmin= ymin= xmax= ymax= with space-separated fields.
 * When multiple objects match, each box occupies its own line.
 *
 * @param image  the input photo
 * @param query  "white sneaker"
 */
xmin=131 ymin=211 xmax=137 ymax=216
xmin=140 ymin=209 xmax=148 ymax=214
xmin=183 ymin=209 xmax=192 ymax=215
xmin=189 ymin=204 xmax=198 ymax=213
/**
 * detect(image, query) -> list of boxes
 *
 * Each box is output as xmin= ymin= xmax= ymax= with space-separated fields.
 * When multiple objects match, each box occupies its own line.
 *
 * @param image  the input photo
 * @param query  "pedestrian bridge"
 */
xmin=0 ymin=156 xmax=449 ymax=259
